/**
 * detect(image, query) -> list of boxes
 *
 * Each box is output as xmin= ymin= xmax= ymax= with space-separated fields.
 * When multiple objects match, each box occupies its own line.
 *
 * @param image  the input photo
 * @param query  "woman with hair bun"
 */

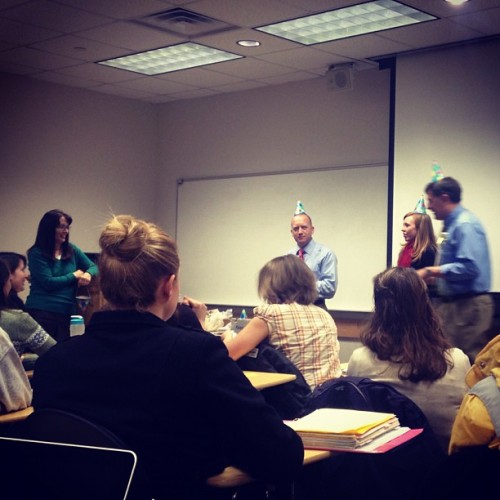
xmin=32 ymin=215 xmax=303 ymax=500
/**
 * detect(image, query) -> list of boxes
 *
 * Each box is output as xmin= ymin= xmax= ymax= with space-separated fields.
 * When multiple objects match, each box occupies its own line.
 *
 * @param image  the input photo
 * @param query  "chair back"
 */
xmin=3 ymin=408 xmax=151 ymax=500
xmin=298 ymin=377 xmax=446 ymax=500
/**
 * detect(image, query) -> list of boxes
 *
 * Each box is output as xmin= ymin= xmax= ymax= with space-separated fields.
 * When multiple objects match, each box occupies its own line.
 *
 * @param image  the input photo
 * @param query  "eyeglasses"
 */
xmin=56 ymin=225 xmax=70 ymax=231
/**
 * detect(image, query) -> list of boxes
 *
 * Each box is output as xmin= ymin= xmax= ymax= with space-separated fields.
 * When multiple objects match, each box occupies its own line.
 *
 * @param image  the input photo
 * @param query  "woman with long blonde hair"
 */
xmin=398 ymin=211 xmax=437 ymax=269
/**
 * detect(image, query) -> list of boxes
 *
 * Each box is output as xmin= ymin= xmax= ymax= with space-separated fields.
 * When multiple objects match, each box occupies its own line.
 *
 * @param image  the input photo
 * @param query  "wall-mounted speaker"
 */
xmin=326 ymin=64 xmax=354 ymax=92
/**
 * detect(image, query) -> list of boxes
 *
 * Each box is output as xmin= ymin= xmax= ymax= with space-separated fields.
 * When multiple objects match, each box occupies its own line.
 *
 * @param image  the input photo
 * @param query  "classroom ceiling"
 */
xmin=1 ymin=0 xmax=499 ymax=103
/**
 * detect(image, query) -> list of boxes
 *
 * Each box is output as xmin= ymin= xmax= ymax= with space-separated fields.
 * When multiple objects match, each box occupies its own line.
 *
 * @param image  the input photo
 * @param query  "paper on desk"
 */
xmin=285 ymin=408 xmax=397 ymax=435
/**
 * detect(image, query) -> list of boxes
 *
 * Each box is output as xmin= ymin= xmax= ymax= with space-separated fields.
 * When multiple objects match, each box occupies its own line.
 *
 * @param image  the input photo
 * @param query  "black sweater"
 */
xmin=32 ymin=309 xmax=303 ymax=499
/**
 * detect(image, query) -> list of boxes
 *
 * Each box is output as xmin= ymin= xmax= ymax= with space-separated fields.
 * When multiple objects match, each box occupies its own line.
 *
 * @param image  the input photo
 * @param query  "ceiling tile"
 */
xmin=0 ymin=0 xmax=111 ymax=32
xmin=0 ymin=0 xmax=498 ymax=102
xmin=77 ymin=20 xmax=183 ymax=52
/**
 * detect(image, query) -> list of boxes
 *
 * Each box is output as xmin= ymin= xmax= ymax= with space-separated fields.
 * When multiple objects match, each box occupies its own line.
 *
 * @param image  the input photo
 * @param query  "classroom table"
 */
xmin=206 ymin=449 xmax=332 ymax=488
xmin=0 ymin=406 xmax=34 ymax=425
xmin=243 ymin=370 xmax=297 ymax=390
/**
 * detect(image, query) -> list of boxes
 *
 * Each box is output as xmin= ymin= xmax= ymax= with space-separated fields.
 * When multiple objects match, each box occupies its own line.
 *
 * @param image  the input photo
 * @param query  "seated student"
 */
xmin=449 ymin=334 xmax=500 ymax=453
xmin=0 ymin=260 xmax=56 ymax=360
xmin=32 ymin=215 xmax=304 ymax=500
xmin=0 ymin=252 xmax=29 ymax=310
xmin=347 ymin=267 xmax=470 ymax=452
xmin=224 ymin=254 xmax=342 ymax=390
xmin=0 ymin=326 xmax=32 ymax=414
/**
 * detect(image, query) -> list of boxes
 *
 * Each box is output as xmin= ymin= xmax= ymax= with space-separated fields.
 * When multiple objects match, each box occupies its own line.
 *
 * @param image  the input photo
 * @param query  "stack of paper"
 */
xmin=285 ymin=408 xmax=421 ymax=453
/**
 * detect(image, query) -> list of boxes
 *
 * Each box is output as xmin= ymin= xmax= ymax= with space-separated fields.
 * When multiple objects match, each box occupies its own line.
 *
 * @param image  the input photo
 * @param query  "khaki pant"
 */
xmin=436 ymin=294 xmax=494 ymax=363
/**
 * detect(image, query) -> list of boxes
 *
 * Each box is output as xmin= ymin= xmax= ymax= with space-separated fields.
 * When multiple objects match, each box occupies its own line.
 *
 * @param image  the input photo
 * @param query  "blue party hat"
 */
xmin=431 ymin=161 xmax=444 ymax=182
xmin=413 ymin=195 xmax=426 ymax=214
xmin=294 ymin=200 xmax=306 ymax=215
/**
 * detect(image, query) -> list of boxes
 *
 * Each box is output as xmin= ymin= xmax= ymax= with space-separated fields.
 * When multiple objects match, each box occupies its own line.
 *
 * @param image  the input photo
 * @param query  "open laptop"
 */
xmin=0 ymin=435 xmax=137 ymax=500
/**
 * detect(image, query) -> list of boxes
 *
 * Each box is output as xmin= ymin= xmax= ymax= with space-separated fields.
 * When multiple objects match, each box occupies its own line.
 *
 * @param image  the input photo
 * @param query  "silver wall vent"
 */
xmin=133 ymin=8 xmax=236 ymax=38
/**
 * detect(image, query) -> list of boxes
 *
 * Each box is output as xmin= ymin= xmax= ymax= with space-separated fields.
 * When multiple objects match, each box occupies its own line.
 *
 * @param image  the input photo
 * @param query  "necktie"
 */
xmin=298 ymin=248 xmax=305 ymax=260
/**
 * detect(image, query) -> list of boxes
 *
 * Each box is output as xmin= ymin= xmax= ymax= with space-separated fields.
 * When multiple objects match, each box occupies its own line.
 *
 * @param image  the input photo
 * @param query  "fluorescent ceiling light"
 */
xmin=98 ymin=42 xmax=243 ymax=75
xmin=255 ymin=0 xmax=437 ymax=45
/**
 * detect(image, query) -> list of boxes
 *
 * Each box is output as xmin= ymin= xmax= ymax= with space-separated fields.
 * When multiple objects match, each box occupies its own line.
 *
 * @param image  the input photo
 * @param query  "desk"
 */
xmin=243 ymin=371 xmax=297 ymax=390
xmin=206 ymin=448 xmax=332 ymax=488
xmin=0 ymin=406 xmax=34 ymax=424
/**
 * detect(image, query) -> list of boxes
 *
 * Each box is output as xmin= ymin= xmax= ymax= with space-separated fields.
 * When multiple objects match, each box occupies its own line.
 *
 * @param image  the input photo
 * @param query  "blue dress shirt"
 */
xmin=438 ymin=205 xmax=491 ymax=296
xmin=288 ymin=239 xmax=337 ymax=299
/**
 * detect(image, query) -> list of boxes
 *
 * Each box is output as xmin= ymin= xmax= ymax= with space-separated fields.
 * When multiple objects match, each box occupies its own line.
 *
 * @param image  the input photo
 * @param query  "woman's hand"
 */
xmin=74 ymin=270 xmax=92 ymax=285
xmin=73 ymin=270 xmax=85 ymax=280
xmin=182 ymin=296 xmax=208 ymax=329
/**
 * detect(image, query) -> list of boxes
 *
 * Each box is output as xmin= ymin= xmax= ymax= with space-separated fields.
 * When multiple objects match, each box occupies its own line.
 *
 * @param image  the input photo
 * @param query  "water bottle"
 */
xmin=70 ymin=315 xmax=85 ymax=336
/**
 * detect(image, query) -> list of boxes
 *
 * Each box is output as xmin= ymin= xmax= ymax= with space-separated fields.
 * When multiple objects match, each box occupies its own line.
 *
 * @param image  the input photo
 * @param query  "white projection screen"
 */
xmin=176 ymin=165 xmax=388 ymax=312
xmin=393 ymin=37 xmax=500 ymax=292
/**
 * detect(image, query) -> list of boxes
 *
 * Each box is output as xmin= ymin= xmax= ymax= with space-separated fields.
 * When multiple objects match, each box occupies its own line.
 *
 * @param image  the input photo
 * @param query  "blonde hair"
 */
xmin=401 ymin=212 xmax=437 ymax=262
xmin=258 ymin=255 xmax=317 ymax=305
xmin=98 ymin=215 xmax=179 ymax=310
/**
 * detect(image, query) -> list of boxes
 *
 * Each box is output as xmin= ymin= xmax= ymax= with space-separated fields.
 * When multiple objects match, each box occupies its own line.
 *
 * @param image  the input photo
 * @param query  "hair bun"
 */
xmin=99 ymin=215 xmax=149 ymax=261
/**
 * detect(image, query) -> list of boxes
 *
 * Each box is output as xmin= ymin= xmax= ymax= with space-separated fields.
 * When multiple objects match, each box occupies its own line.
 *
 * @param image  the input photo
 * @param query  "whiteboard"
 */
xmin=176 ymin=165 xmax=388 ymax=312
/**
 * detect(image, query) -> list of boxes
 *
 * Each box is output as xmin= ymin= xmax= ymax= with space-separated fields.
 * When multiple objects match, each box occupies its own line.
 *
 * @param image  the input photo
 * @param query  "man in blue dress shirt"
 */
xmin=288 ymin=204 xmax=337 ymax=308
xmin=418 ymin=177 xmax=493 ymax=361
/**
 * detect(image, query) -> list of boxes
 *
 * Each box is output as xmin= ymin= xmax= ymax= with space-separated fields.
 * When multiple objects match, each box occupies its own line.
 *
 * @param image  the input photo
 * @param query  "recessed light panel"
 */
xmin=98 ymin=42 xmax=243 ymax=75
xmin=255 ymin=0 xmax=437 ymax=45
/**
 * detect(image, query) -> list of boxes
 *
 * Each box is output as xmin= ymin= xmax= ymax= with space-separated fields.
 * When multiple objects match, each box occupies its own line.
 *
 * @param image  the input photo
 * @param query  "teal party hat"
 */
xmin=294 ymin=200 xmax=306 ymax=215
xmin=431 ymin=161 xmax=444 ymax=182
xmin=413 ymin=195 xmax=426 ymax=214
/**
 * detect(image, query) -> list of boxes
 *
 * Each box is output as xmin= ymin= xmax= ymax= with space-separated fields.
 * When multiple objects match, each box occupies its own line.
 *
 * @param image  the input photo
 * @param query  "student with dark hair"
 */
xmin=417 ymin=176 xmax=493 ymax=362
xmin=32 ymin=215 xmax=304 ymax=500
xmin=0 ymin=252 xmax=29 ymax=310
xmin=25 ymin=209 xmax=97 ymax=341
xmin=224 ymin=254 xmax=341 ymax=390
xmin=347 ymin=266 xmax=470 ymax=452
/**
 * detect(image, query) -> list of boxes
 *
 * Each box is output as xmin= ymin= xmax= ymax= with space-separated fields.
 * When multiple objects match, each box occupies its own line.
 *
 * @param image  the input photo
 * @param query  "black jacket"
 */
xmin=32 ymin=310 xmax=303 ymax=499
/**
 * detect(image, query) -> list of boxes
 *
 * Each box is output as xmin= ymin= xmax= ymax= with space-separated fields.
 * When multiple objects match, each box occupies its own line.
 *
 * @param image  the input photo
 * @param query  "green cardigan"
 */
xmin=25 ymin=243 xmax=98 ymax=316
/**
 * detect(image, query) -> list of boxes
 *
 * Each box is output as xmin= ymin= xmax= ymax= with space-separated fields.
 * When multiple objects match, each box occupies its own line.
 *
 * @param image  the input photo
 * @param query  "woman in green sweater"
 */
xmin=26 ymin=209 xmax=98 ymax=340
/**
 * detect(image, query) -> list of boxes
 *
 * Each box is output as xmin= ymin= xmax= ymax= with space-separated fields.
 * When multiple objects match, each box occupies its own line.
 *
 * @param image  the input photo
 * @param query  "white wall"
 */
xmin=0 ymin=73 xmax=160 ymax=254
xmin=1 ymin=66 xmax=389 ymax=301
xmin=393 ymin=38 xmax=500 ymax=291
xmin=156 ymin=68 xmax=390 ymax=235
xmin=0 ymin=67 xmax=390 ymax=310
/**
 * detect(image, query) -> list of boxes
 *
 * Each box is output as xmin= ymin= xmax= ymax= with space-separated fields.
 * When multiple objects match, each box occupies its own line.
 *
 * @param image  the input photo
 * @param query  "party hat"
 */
xmin=413 ymin=195 xmax=426 ymax=214
xmin=431 ymin=161 xmax=444 ymax=182
xmin=294 ymin=200 xmax=306 ymax=215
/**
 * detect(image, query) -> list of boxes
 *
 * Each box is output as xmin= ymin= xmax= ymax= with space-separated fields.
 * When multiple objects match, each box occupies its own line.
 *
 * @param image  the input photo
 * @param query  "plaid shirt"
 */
xmin=254 ymin=303 xmax=341 ymax=389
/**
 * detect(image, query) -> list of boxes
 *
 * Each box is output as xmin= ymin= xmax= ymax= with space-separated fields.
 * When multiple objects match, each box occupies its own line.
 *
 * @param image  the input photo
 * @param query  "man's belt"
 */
xmin=440 ymin=292 xmax=489 ymax=303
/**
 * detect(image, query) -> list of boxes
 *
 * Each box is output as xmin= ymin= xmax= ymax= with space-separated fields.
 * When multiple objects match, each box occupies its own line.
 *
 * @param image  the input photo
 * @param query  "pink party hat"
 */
xmin=431 ymin=161 xmax=444 ymax=182
xmin=413 ymin=195 xmax=426 ymax=214
xmin=294 ymin=200 xmax=306 ymax=215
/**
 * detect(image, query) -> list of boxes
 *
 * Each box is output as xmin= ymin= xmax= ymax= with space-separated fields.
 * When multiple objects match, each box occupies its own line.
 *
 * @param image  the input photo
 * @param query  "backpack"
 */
xmin=300 ymin=376 xmax=437 ymax=432
xmin=294 ymin=377 xmax=446 ymax=500
xmin=236 ymin=341 xmax=311 ymax=419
